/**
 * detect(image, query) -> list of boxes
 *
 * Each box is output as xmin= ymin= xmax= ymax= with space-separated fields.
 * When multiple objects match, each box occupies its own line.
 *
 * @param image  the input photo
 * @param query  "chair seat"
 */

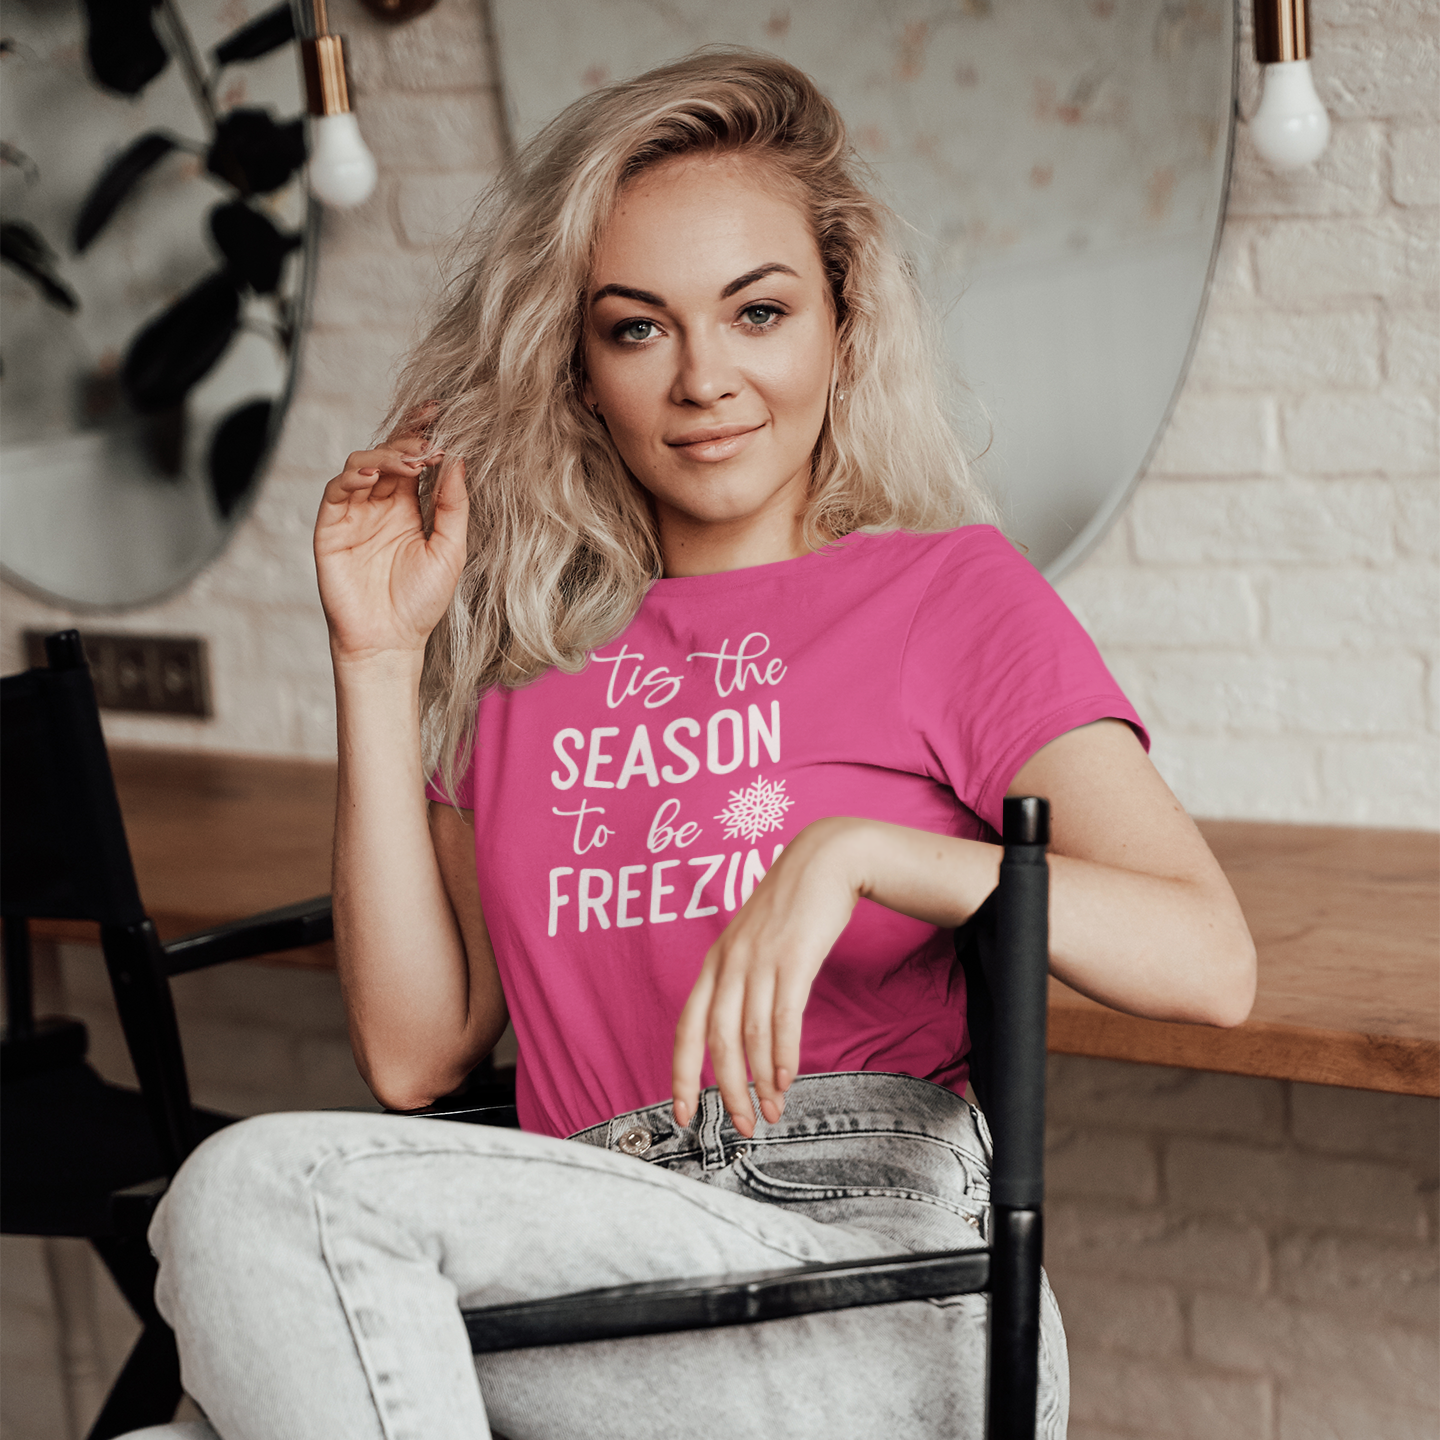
xmin=1 ymin=1058 xmax=232 ymax=1237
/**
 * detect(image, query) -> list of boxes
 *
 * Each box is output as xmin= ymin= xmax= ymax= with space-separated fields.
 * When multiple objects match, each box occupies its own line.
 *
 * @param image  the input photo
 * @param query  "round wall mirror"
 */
xmin=491 ymin=0 xmax=1234 ymax=577
xmin=0 ymin=0 xmax=314 ymax=609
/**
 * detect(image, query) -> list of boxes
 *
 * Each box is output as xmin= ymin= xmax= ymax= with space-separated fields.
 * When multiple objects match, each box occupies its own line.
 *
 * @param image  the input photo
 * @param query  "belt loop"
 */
xmin=699 ymin=1089 xmax=727 ymax=1170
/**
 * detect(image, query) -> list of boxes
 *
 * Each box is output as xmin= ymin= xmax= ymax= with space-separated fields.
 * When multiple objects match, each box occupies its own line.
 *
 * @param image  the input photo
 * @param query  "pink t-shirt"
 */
xmin=428 ymin=526 xmax=1146 ymax=1138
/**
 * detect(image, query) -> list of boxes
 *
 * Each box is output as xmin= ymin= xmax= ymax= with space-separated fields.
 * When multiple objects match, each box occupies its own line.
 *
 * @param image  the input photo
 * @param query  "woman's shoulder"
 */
xmin=895 ymin=523 xmax=1089 ymax=656
xmin=845 ymin=523 xmax=1026 ymax=588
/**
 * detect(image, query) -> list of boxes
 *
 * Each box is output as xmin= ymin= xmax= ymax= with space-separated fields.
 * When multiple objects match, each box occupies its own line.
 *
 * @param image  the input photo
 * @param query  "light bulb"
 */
xmin=308 ymin=112 xmax=377 ymax=208
xmin=1250 ymin=59 xmax=1331 ymax=171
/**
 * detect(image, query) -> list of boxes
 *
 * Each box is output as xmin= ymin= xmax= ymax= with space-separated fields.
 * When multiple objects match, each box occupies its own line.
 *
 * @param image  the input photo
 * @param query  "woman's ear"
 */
xmin=580 ymin=372 xmax=596 ymax=410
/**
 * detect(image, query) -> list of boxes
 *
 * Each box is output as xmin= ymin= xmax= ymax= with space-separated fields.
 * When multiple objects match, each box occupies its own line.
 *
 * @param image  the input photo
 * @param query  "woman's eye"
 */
xmin=617 ymin=319 xmax=658 ymax=343
xmin=740 ymin=305 xmax=781 ymax=328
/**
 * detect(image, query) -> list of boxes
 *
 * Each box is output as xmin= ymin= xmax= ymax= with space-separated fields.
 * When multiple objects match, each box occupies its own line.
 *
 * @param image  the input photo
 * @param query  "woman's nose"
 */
xmin=670 ymin=329 xmax=742 ymax=408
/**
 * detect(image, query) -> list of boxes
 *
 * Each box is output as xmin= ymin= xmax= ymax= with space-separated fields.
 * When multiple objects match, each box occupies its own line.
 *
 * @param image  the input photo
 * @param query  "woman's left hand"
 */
xmin=671 ymin=818 xmax=865 ymax=1137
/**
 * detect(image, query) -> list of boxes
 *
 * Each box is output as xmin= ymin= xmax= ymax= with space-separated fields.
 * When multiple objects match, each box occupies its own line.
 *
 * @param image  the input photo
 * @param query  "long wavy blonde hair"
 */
xmin=389 ymin=48 xmax=996 ymax=794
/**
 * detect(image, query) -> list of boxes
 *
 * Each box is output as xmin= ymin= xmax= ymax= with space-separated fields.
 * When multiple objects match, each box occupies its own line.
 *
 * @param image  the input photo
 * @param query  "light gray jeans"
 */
xmin=130 ymin=1071 xmax=1067 ymax=1439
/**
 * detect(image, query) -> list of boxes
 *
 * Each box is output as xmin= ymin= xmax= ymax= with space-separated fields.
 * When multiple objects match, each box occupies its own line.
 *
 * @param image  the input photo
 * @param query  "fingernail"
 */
xmin=358 ymin=467 xmax=378 ymax=476
xmin=776 ymin=1068 xmax=792 ymax=1092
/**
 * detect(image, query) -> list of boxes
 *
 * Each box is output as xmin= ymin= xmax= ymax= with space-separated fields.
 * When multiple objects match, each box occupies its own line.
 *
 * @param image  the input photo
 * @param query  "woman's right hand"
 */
xmin=314 ymin=431 xmax=469 ymax=666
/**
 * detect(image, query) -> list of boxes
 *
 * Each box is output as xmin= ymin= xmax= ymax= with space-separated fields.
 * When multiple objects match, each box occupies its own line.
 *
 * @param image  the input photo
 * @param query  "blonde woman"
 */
xmin=142 ymin=50 xmax=1254 ymax=1440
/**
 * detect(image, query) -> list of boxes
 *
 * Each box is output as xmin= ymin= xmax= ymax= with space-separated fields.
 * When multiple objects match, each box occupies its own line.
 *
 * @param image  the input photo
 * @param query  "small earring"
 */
xmin=590 ymin=402 xmax=603 ymax=421
xmin=834 ymin=389 xmax=847 ymax=404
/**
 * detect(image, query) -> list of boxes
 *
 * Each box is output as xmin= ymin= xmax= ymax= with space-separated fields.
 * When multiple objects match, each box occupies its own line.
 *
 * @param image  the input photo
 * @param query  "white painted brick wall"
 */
xmin=1060 ymin=0 xmax=1439 ymax=828
xmin=2 ymin=0 xmax=1433 ymax=827
xmin=1047 ymin=1055 xmax=1440 ymax=1440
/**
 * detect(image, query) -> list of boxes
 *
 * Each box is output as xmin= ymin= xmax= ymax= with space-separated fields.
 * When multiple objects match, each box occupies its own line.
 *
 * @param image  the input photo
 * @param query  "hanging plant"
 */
xmin=121 ymin=272 xmax=241 ymax=415
xmin=0 ymin=216 xmax=79 ymax=383
xmin=0 ymin=220 xmax=80 ymax=312
xmin=58 ymin=1 xmax=307 ymax=515
xmin=80 ymin=0 xmax=170 ymax=97
xmin=208 ymin=398 xmax=274 ymax=517
xmin=0 ymin=137 xmax=77 ymax=314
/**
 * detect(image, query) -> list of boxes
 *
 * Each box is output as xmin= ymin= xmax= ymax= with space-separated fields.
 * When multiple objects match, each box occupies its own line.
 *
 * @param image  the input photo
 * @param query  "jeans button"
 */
xmin=616 ymin=1126 xmax=652 ymax=1156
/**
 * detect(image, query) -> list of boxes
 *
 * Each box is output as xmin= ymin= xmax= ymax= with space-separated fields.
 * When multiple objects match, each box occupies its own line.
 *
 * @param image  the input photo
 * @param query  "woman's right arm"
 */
xmin=316 ymin=438 xmax=507 ymax=1111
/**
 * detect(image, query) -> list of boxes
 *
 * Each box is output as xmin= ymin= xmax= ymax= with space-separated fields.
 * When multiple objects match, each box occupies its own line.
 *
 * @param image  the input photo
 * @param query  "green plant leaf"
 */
xmin=214 ymin=4 xmax=295 ymax=65
xmin=81 ymin=0 xmax=168 ymax=97
xmin=208 ymin=398 xmax=273 ymax=516
xmin=121 ymin=272 xmax=240 ymax=414
xmin=207 ymin=109 xmax=307 ymax=198
xmin=73 ymin=132 xmax=178 ymax=253
xmin=0 ymin=221 xmax=79 ymax=312
xmin=208 ymin=201 xmax=301 ymax=294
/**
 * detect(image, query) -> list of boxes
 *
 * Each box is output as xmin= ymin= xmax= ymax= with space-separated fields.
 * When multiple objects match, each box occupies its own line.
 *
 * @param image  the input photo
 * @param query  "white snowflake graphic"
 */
xmin=715 ymin=775 xmax=794 ymax=843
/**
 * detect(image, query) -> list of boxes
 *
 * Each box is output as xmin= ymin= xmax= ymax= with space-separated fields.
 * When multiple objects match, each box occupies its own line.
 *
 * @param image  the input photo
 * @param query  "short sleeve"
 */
xmin=901 ymin=527 xmax=1148 ymax=834
xmin=423 ymin=729 xmax=478 ymax=809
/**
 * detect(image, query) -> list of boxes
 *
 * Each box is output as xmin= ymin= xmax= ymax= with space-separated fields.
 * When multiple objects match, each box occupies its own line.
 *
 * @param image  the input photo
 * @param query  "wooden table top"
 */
xmin=35 ymin=748 xmax=1440 ymax=1097
xmin=1048 ymin=821 xmax=1439 ymax=1097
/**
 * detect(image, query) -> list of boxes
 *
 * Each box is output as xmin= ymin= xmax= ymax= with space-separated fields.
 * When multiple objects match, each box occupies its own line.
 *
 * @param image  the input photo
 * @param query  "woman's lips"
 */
xmin=665 ymin=422 xmax=764 ymax=462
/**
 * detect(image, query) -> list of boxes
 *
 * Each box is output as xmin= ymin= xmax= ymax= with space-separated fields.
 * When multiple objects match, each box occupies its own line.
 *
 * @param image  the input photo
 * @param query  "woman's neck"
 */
xmin=656 ymin=501 xmax=810 ymax=578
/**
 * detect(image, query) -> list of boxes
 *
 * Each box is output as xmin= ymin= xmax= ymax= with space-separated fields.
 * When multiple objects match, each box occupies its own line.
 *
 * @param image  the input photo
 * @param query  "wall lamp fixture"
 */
xmin=1251 ymin=0 xmax=1331 ymax=170
xmin=301 ymin=0 xmax=378 ymax=207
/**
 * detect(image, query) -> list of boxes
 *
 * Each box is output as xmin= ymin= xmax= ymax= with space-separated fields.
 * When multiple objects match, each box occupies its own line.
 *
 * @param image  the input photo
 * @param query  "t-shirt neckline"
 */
xmin=647 ymin=530 xmax=874 ymax=598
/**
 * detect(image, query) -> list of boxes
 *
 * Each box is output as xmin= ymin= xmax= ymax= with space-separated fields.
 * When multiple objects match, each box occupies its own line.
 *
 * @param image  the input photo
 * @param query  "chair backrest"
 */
xmin=2 ymin=630 xmax=198 ymax=1173
xmin=955 ymin=799 xmax=1048 ymax=1202
xmin=1 ymin=631 xmax=145 ymax=926
xmin=955 ymin=909 xmax=996 ymax=1112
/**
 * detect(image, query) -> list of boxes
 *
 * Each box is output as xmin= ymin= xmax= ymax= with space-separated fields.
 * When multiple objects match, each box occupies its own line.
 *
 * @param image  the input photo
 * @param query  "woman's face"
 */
xmin=582 ymin=152 xmax=837 ymax=574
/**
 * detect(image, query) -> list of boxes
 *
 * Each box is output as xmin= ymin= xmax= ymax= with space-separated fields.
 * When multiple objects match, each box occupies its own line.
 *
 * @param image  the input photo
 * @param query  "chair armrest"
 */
xmin=399 ymin=1101 xmax=521 ymax=1128
xmin=108 ymin=1176 xmax=170 ymax=1238
xmin=162 ymin=895 xmax=333 ymax=976
xmin=463 ymin=1246 xmax=991 ymax=1353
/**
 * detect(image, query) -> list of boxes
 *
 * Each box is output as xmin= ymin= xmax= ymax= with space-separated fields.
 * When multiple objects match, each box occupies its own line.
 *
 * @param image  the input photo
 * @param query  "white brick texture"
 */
xmin=1046 ymin=1056 xmax=1440 ymax=1440
xmin=1185 ymin=306 xmax=1383 ymax=391
xmin=1226 ymin=121 xmax=1385 ymax=218
xmin=2 ymin=0 xmax=1433 ymax=828
xmin=1390 ymin=124 xmax=1440 ymax=208
xmin=1066 ymin=5 xmax=1440 ymax=828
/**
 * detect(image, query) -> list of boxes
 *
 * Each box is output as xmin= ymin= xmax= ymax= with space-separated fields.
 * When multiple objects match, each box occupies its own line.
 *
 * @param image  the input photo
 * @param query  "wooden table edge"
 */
xmin=1048 ymin=1004 xmax=1440 ymax=1097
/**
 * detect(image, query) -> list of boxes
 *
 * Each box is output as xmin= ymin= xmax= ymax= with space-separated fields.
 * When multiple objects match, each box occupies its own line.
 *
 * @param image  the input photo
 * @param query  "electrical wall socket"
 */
xmin=25 ymin=630 xmax=212 ymax=718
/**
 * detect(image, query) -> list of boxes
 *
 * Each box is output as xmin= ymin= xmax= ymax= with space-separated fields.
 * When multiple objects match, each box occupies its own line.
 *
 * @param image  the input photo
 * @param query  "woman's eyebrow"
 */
xmin=591 ymin=283 xmax=666 ymax=307
xmin=590 ymin=263 xmax=802 ymax=309
xmin=720 ymin=262 xmax=799 ymax=298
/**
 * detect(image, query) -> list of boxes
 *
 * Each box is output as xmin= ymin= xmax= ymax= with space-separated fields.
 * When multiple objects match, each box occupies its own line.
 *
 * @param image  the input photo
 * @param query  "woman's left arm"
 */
xmin=673 ymin=719 xmax=1256 ymax=1135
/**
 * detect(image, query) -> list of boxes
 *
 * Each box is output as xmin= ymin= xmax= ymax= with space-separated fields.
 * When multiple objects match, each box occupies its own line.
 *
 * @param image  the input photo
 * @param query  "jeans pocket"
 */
xmin=729 ymin=1132 xmax=989 ymax=1253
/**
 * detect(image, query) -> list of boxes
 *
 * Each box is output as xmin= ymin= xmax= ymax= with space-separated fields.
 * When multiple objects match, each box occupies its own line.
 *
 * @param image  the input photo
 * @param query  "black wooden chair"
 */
xmin=4 ymin=628 xmax=1052 ymax=1439
xmin=1 ymin=630 xmax=333 ymax=1440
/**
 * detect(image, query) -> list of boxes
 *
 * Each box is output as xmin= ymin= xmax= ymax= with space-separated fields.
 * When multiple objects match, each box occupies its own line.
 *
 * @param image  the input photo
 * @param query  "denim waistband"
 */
xmin=566 ymin=1071 xmax=990 ymax=1172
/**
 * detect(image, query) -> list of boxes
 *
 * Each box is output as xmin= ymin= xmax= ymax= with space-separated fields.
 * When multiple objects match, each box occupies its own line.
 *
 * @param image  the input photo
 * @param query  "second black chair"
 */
xmin=1 ymin=630 xmax=333 ymax=1440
